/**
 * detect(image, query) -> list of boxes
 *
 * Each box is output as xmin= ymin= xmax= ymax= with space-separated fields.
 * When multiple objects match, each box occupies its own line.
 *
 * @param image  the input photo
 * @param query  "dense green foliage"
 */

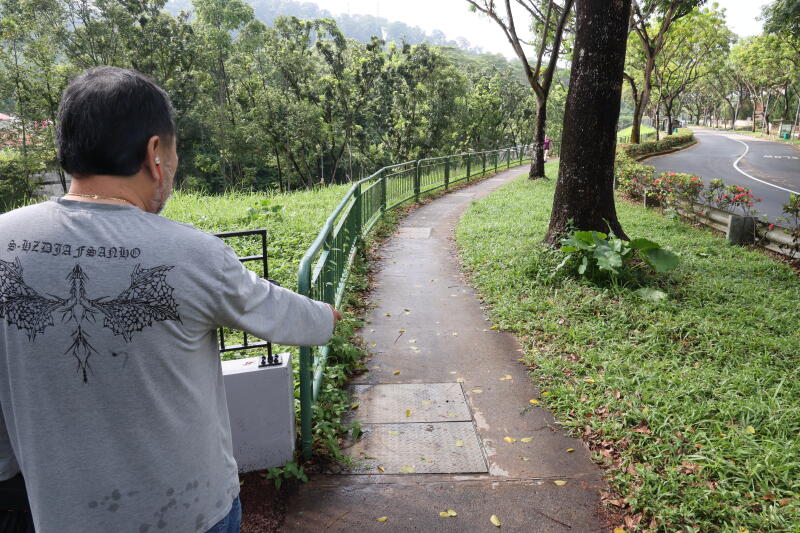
xmin=0 ymin=0 xmax=541 ymax=195
xmin=0 ymin=149 xmax=43 ymax=210
xmin=457 ymin=165 xmax=800 ymax=532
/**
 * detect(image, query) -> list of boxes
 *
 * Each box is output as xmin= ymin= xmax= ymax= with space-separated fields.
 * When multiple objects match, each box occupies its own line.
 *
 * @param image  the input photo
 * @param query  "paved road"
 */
xmin=645 ymin=128 xmax=800 ymax=222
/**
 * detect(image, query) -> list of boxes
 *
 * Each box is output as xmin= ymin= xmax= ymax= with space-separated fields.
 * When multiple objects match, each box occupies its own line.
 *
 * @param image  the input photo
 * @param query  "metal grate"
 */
xmin=214 ymin=229 xmax=277 ymax=364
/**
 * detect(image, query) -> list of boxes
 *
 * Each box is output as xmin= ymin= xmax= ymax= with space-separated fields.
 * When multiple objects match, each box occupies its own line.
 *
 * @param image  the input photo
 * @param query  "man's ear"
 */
xmin=144 ymin=135 xmax=163 ymax=184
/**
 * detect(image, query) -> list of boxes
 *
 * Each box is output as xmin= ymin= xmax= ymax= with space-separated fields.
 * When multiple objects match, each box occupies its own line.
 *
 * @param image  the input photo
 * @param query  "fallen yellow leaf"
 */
xmin=405 ymin=409 xmax=412 ymax=417
xmin=399 ymin=465 xmax=415 ymax=473
xmin=377 ymin=465 xmax=385 ymax=473
xmin=529 ymin=399 xmax=539 ymax=404
xmin=520 ymin=437 xmax=533 ymax=443
xmin=746 ymin=426 xmax=755 ymax=434
xmin=447 ymin=510 xmax=457 ymax=517
xmin=490 ymin=514 xmax=502 ymax=527
xmin=452 ymin=332 xmax=459 ymax=336
xmin=420 ymin=400 xmax=433 ymax=405
xmin=566 ymin=448 xmax=575 ymax=453
xmin=503 ymin=436 xmax=516 ymax=444
xmin=613 ymin=528 xmax=625 ymax=533
xmin=350 ymin=402 xmax=360 ymax=409
xmin=490 ymin=325 xmax=499 ymax=329
xmin=439 ymin=511 xmax=450 ymax=517
xmin=388 ymin=430 xmax=399 ymax=435
xmin=398 ymin=329 xmax=405 ymax=333
xmin=393 ymin=370 xmax=401 ymax=375
xmin=376 ymin=516 xmax=388 ymax=522
xmin=554 ymin=480 xmax=567 ymax=486
xmin=500 ymin=374 xmax=512 ymax=381
xmin=456 ymin=378 xmax=464 ymax=383
xmin=455 ymin=440 xmax=464 ymax=447
xmin=449 ymin=371 xmax=457 ymax=374
xmin=584 ymin=377 xmax=595 ymax=383
xmin=472 ymin=389 xmax=483 ymax=393
xmin=541 ymin=391 xmax=549 ymax=395
xmin=384 ymin=313 xmax=391 ymax=317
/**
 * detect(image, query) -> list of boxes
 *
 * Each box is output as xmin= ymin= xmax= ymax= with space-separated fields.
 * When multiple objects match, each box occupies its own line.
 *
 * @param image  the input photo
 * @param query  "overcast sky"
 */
xmin=314 ymin=0 xmax=768 ymax=58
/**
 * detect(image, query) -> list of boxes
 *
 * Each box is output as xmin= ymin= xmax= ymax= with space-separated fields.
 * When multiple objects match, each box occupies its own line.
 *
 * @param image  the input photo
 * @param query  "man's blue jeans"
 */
xmin=205 ymin=496 xmax=241 ymax=533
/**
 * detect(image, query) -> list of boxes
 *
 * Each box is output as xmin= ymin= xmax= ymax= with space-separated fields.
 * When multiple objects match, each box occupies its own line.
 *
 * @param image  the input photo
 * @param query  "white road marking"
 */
xmin=731 ymin=138 xmax=800 ymax=195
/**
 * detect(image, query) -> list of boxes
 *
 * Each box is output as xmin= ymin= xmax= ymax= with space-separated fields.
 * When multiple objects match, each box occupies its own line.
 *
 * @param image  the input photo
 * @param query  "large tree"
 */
xmin=625 ymin=0 xmax=704 ymax=144
xmin=652 ymin=5 xmax=732 ymax=136
xmin=466 ymin=0 xmax=574 ymax=179
xmin=545 ymin=0 xmax=632 ymax=244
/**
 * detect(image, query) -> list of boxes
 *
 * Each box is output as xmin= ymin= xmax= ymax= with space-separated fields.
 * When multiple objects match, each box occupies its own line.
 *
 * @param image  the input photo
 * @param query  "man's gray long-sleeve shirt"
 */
xmin=0 ymin=199 xmax=334 ymax=533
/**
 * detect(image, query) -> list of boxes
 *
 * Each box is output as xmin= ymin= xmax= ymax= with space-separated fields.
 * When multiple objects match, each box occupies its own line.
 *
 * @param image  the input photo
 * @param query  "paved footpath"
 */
xmin=282 ymin=165 xmax=609 ymax=533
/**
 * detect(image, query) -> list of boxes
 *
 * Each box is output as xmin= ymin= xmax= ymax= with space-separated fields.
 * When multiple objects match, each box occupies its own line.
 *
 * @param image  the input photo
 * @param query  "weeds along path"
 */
xmin=281 ymin=164 xmax=609 ymax=533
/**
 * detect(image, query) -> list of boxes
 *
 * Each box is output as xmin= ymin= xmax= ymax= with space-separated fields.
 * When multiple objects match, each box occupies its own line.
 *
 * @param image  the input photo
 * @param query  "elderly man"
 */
xmin=0 ymin=66 xmax=340 ymax=533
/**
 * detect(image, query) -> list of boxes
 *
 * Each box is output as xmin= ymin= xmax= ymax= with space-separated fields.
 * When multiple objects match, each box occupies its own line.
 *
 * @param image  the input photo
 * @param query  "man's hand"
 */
xmin=328 ymin=304 xmax=342 ymax=328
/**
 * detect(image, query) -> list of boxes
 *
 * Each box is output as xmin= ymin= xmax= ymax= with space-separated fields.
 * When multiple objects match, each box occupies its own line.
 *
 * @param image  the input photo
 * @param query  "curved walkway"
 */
xmin=282 ymin=165 xmax=608 ymax=532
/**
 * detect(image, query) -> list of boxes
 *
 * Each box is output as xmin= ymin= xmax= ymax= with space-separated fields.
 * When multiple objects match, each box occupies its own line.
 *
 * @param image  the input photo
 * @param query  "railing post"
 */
xmin=354 ymin=182 xmax=363 ymax=239
xmin=494 ymin=151 xmax=498 ymax=173
xmin=466 ymin=154 xmax=471 ymax=179
xmin=519 ymin=146 xmax=523 ymax=166
xmin=482 ymin=153 xmax=486 ymax=176
xmin=380 ymin=169 xmax=386 ymax=213
xmin=414 ymin=159 xmax=421 ymax=202
xmin=297 ymin=260 xmax=314 ymax=460
xmin=506 ymin=149 xmax=511 ymax=169
xmin=444 ymin=157 xmax=450 ymax=190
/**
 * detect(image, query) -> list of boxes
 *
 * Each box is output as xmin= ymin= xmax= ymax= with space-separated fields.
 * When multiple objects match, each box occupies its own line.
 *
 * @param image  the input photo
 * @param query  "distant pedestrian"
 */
xmin=543 ymin=135 xmax=552 ymax=160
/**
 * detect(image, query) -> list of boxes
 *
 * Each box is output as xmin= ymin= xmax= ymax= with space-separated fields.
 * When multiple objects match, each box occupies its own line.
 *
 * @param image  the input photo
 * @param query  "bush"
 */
xmin=621 ymin=132 xmax=694 ymax=158
xmin=0 ymin=150 xmax=44 ymax=212
xmin=614 ymin=147 xmax=655 ymax=200
xmin=652 ymin=171 xmax=704 ymax=211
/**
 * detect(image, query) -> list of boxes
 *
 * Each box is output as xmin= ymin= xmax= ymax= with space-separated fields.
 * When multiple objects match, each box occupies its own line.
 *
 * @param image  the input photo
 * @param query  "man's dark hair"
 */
xmin=57 ymin=66 xmax=176 ymax=177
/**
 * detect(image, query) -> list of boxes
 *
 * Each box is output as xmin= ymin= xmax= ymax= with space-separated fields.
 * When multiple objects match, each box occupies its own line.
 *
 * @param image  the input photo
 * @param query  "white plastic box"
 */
xmin=221 ymin=354 xmax=295 ymax=472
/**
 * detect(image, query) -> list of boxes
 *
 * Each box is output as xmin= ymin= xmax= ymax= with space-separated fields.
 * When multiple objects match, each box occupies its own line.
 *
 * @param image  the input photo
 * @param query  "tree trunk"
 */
xmin=544 ymin=0 xmax=631 ymax=245
xmin=655 ymin=107 xmax=661 ymax=141
xmin=529 ymin=95 xmax=547 ymax=179
xmin=630 ymin=98 xmax=643 ymax=144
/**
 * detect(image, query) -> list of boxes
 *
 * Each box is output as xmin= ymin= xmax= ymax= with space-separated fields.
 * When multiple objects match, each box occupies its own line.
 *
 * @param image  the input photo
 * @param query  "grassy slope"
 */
xmin=618 ymin=124 xmax=656 ymax=140
xmin=162 ymin=186 xmax=352 ymax=286
xmin=456 ymin=163 xmax=800 ymax=532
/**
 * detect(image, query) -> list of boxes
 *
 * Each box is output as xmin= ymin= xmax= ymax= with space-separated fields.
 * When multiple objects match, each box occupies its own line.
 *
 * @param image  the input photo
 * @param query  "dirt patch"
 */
xmin=240 ymin=471 xmax=286 ymax=533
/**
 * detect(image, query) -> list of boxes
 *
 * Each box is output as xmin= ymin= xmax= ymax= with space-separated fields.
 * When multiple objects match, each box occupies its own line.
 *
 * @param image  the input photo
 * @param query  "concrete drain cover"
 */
xmin=349 ymin=383 xmax=471 ymax=423
xmin=396 ymin=226 xmax=431 ymax=239
xmin=343 ymin=422 xmax=487 ymax=474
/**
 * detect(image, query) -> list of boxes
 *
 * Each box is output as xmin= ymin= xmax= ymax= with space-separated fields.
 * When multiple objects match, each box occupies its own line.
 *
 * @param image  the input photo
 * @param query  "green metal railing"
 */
xmin=295 ymin=143 xmax=551 ymax=459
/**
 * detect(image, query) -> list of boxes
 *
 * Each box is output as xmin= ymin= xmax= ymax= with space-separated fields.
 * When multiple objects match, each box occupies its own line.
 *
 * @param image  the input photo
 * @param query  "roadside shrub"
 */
xmin=615 ymin=147 xmax=655 ymax=199
xmin=702 ymin=180 xmax=762 ymax=216
xmin=622 ymin=132 xmax=694 ymax=158
xmin=652 ymin=171 xmax=704 ymax=211
xmin=777 ymin=193 xmax=800 ymax=261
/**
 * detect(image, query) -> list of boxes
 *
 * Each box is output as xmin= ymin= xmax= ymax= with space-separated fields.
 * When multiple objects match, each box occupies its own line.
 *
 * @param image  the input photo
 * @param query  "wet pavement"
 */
xmin=281 ymin=165 xmax=609 ymax=533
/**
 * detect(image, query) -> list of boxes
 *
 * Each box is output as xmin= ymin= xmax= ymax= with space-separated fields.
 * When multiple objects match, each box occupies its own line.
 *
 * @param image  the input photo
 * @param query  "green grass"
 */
xmin=618 ymin=124 xmax=656 ymax=141
xmin=456 ymin=164 xmax=800 ymax=532
xmin=162 ymin=186 xmax=353 ymax=287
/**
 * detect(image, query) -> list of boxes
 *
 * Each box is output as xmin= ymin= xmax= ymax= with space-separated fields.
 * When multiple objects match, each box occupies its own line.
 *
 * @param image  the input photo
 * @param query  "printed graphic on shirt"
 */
xmin=0 ymin=258 xmax=181 ymax=382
